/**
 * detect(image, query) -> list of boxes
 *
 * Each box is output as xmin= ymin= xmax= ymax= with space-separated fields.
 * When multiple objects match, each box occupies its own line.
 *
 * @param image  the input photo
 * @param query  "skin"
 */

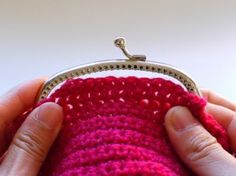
xmin=0 ymin=79 xmax=235 ymax=175
xmin=0 ymin=79 xmax=63 ymax=176
xmin=165 ymin=89 xmax=236 ymax=176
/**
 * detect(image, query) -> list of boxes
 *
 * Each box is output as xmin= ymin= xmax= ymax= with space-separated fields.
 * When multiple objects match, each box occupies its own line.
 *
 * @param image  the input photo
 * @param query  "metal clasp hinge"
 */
xmin=114 ymin=37 xmax=146 ymax=61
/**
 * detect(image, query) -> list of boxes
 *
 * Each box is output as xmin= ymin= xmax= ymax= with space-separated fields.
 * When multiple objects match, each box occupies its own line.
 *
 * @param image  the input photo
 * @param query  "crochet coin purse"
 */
xmin=8 ymin=38 xmax=230 ymax=176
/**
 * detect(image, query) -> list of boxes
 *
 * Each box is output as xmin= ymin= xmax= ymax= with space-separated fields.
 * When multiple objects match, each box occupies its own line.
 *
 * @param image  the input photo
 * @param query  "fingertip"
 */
xmin=39 ymin=102 xmax=63 ymax=113
xmin=200 ymin=88 xmax=210 ymax=99
xmin=165 ymin=106 xmax=183 ymax=127
xmin=0 ymin=78 xmax=49 ymax=125
xmin=34 ymin=102 xmax=63 ymax=130
xmin=14 ymin=78 xmax=46 ymax=93
xmin=165 ymin=106 xmax=188 ymax=121
xmin=165 ymin=106 xmax=197 ymax=131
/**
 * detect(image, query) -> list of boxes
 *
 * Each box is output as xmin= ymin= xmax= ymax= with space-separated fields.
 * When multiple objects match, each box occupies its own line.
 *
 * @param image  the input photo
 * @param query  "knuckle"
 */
xmin=13 ymin=129 xmax=45 ymax=162
xmin=187 ymin=132 xmax=220 ymax=162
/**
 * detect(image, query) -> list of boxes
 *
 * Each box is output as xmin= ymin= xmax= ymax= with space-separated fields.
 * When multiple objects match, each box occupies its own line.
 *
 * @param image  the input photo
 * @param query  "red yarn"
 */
xmin=6 ymin=77 xmax=230 ymax=176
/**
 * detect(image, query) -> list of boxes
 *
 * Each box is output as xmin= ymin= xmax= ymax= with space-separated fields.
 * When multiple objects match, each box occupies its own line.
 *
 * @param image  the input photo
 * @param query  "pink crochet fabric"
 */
xmin=6 ymin=77 xmax=230 ymax=176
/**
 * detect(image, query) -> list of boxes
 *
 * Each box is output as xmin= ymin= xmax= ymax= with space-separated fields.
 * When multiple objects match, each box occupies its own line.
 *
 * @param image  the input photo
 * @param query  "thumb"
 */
xmin=165 ymin=106 xmax=236 ymax=176
xmin=0 ymin=102 xmax=63 ymax=176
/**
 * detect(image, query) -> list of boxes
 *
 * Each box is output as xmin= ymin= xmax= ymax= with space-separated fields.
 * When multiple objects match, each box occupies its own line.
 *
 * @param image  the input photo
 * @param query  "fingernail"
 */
xmin=167 ymin=107 xmax=197 ymax=131
xmin=34 ymin=102 xmax=63 ymax=129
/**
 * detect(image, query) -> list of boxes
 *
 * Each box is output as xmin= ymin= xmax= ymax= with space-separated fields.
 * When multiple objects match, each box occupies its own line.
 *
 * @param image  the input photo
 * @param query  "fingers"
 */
xmin=0 ymin=103 xmax=63 ymax=176
xmin=202 ymin=90 xmax=236 ymax=153
xmin=165 ymin=106 xmax=236 ymax=176
xmin=206 ymin=103 xmax=236 ymax=153
xmin=0 ymin=78 xmax=46 ymax=124
xmin=205 ymin=103 xmax=235 ymax=129
xmin=0 ymin=78 xmax=45 ymax=154
xmin=201 ymin=89 xmax=236 ymax=111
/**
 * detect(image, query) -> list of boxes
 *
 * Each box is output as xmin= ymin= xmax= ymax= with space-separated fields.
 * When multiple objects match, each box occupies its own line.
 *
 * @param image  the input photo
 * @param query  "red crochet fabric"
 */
xmin=6 ymin=77 xmax=230 ymax=176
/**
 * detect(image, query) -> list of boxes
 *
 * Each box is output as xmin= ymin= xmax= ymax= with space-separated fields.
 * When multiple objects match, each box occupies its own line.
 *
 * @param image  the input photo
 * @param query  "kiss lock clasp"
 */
xmin=114 ymin=37 xmax=146 ymax=62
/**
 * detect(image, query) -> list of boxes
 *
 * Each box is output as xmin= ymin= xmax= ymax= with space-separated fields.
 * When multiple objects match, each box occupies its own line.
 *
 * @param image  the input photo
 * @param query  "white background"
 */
xmin=0 ymin=0 xmax=235 ymax=101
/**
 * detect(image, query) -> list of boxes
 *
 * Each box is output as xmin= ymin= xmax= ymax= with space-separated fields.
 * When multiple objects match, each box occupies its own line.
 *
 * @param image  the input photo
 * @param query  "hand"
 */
xmin=165 ymin=90 xmax=236 ymax=176
xmin=0 ymin=79 xmax=63 ymax=176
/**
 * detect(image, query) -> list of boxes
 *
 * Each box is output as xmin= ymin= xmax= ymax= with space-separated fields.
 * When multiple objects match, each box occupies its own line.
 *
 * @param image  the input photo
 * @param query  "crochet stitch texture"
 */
xmin=6 ymin=77 xmax=230 ymax=176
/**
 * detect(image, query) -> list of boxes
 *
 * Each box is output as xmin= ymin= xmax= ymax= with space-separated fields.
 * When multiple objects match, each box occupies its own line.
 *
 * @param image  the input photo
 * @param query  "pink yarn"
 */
xmin=6 ymin=77 xmax=230 ymax=176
